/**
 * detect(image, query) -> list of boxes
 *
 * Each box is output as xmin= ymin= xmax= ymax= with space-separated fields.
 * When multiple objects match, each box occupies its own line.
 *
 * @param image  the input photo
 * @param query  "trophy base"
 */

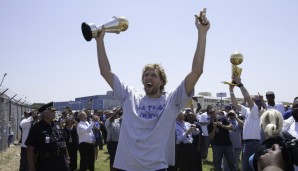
xmin=221 ymin=81 xmax=237 ymax=86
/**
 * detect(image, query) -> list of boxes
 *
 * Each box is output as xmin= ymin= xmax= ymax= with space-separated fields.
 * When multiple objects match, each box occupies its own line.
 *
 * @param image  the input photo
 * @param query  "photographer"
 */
xmin=223 ymin=110 xmax=243 ymax=171
xmin=175 ymin=111 xmax=201 ymax=170
xmin=207 ymin=108 xmax=237 ymax=171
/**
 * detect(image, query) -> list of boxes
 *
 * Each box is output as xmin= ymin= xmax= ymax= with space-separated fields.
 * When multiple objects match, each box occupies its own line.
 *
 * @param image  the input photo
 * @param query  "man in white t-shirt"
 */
xmin=229 ymin=76 xmax=261 ymax=171
xmin=19 ymin=110 xmax=38 ymax=171
xmin=198 ymin=105 xmax=212 ymax=161
xmin=94 ymin=9 xmax=210 ymax=171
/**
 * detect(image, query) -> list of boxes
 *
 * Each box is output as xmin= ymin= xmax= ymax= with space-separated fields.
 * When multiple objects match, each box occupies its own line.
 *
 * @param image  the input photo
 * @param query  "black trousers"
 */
xmin=19 ymin=147 xmax=28 ymax=171
xmin=67 ymin=143 xmax=78 ymax=171
xmin=176 ymin=143 xmax=198 ymax=171
xmin=107 ymin=141 xmax=118 ymax=168
xmin=79 ymin=142 xmax=95 ymax=171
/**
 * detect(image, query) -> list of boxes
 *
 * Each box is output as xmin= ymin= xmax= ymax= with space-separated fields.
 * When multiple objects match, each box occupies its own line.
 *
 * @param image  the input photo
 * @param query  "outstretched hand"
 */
xmin=232 ymin=76 xmax=241 ymax=85
xmin=195 ymin=8 xmax=210 ymax=32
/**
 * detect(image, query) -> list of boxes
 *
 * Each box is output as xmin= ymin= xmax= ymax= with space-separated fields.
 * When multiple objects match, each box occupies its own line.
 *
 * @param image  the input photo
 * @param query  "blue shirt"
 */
xmin=283 ymin=109 xmax=292 ymax=120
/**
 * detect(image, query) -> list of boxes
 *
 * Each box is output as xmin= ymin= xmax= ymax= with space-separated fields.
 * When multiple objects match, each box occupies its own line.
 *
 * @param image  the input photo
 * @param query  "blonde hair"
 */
xmin=142 ymin=64 xmax=167 ymax=92
xmin=260 ymin=109 xmax=283 ymax=137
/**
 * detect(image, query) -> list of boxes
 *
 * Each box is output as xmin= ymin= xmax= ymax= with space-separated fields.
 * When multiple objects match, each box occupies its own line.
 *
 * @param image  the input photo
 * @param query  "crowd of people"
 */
xmin=171 ymin=86 xmax=298 ymax=171
xmin=19 ymin=103 xmax=123 ymax=171
xmin=18 ymin=93 xmax=298 ymax=171
xmin=17 ymin=8 xmax=298 ymax=171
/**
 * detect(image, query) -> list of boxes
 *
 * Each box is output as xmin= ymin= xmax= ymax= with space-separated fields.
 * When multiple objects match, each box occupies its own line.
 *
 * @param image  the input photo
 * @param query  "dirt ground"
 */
xmin=0 ymin=144 xmax=20 ymax=171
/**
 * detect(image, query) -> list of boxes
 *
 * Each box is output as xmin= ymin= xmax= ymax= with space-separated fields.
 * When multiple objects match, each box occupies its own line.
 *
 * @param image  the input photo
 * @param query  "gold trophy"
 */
xmin=81 ymin=16 xmax=129 ymax=41
xmin=222 ymin=52 xmax=244 ymax=86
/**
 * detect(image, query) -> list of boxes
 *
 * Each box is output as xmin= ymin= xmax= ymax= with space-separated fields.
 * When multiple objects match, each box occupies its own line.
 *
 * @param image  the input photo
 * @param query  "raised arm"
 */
xmin=185 ymin=8 xmax=210 ymax=96
xmin=229 ymin=85 xmax=241 ymax=111
xmin=232 ymin=76 xmax=255 ymax=110
xmin=95 ymin=29 xmax=114 ymax=89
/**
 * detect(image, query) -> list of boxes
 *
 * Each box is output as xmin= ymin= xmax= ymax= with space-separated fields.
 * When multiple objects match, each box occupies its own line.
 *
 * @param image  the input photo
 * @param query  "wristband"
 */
xmin=238 ymin=83 xmax=243 ymax=87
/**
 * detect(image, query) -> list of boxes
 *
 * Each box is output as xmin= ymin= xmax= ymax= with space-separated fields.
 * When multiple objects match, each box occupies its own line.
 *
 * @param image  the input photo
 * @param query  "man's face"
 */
xmin=176 ymin=112 xmax=185 ymax=121
xmin=62 ymin=111 xmax=68 ymax=117
xmin=266 ymin=95 xmax=275 ymax=103
xmin=143 ymin=68 xmax=162 ymax=96
xmin=208 ymin=109 xmax=216 ymax=118
xmin=79 ymin=112 xmax=87 ymax=121
xmin=44 ymin=110 xmax=56 ymax=121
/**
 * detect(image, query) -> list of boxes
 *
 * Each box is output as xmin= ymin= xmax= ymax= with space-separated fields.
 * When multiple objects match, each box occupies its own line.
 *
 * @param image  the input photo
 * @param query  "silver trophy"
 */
xmin=81 ymin=16 xmax=129 ymax=41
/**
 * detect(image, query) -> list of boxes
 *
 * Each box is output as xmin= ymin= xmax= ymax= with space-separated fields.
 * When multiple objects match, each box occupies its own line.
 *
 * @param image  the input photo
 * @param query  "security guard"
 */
xmin=25 ymin=102 xmax=70 ymax=171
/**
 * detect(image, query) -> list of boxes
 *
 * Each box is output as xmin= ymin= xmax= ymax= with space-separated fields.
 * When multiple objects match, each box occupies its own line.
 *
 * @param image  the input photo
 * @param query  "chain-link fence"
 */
xmin=0 ymin=90 xmax=30 ymax=152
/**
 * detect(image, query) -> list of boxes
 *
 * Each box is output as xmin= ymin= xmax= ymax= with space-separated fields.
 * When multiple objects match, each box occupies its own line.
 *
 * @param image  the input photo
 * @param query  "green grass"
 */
xmin=95 ymin=146 xmax=110 ymax=170
xmin=76 ymin=146 xmax=110 ymax=171
xmin=78 ymin=146 xmax=240 ymax=171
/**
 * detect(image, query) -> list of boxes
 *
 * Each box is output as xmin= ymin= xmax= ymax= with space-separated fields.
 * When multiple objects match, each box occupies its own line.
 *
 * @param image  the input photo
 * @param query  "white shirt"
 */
xmin=19 ymin=116 xmax=34 ymax=147
xmin=176 ymin=121 xmax=200 ymax=144
xmin=198 ymin=112 xmax=210 ymax=136
xmin=266 ymin=102 xmax=285 ymax=115
xmin=112 ymin=74 xmax=193 ymax=171
xmin=77 ymin=121 xmax=95 ymax=144
xmin=283 ymin=116 xmax=295 ymax=131
xmin=241 ymin=104 xmax=261 ymax=140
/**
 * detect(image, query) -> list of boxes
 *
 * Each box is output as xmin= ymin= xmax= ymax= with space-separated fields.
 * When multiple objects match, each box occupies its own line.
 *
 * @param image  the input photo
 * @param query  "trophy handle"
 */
xmin=221 ymin=81 xmax=237 ymax=86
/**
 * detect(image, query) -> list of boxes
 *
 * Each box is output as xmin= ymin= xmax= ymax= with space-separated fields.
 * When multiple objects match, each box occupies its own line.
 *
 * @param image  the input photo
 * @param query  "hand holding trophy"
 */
xmin=222 ymin=52 xmax=244 ymax=86
xmin=81 ymin=16 xmax=129 ymax=42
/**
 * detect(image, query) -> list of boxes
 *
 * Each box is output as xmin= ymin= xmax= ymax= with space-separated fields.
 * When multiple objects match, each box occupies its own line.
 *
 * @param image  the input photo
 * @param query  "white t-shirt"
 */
xmin=241 ymin=104 xmax=261 ymax=140
xmin=19 ymin=116 xmax=34 ymax=147
xmin=113 ymin=74 xmax=193 ymax=171
xmin=198 ymin=112 xmax=210 ymax=136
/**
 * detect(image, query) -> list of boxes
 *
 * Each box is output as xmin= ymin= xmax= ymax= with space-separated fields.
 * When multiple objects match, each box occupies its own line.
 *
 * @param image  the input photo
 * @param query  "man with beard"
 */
xmin=94 ymin=9 xmax=210 ymax=171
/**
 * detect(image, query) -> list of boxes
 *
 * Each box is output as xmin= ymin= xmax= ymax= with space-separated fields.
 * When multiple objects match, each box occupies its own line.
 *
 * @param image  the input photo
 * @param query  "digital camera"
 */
xmin=282 ymin=139 xmax=298 ymax=165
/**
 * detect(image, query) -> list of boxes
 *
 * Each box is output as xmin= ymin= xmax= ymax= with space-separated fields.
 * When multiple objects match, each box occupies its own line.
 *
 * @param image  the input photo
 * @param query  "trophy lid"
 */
xmin=230 ymin=52 xmax=243 ymax=65
xmin=115 ymin=16 xmax=129 ymax=32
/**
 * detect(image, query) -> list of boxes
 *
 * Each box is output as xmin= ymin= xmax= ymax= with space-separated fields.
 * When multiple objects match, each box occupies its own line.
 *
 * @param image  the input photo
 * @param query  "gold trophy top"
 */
xmin=230 ymin=52 xmax=243 ymax=65
xmin=117 ymin=16 xmax=129 ymax=32
xmin=221 ymin=52 xmax=244 ymax=86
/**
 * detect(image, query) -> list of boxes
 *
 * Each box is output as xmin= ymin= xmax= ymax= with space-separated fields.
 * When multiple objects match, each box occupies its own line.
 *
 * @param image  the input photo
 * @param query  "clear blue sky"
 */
xmin=1 ymin=1 xmax=297 ymax=104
